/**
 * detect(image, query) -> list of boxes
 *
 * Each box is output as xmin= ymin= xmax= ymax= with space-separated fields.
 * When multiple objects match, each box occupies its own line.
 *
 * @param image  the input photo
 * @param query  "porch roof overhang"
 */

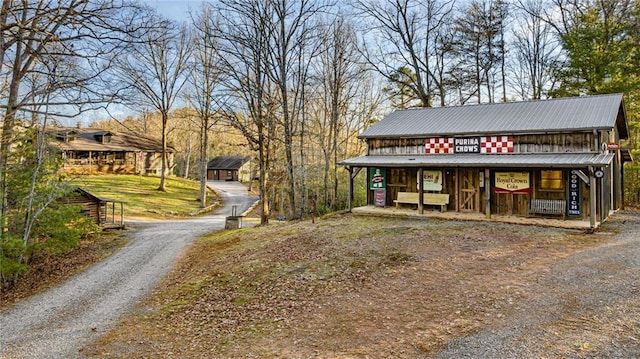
xmin=339 ymin=152 xmax=615 ymax=169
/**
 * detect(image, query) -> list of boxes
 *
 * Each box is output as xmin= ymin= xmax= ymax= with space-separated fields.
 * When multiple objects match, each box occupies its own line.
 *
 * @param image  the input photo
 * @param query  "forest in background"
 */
xmin=1 ymin=0 xmax=639 ymax=283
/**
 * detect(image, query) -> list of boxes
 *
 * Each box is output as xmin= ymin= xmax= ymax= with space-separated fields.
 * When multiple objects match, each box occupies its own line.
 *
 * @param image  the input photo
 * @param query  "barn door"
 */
xmin=459 ymin=169 xmax=479 ymax=212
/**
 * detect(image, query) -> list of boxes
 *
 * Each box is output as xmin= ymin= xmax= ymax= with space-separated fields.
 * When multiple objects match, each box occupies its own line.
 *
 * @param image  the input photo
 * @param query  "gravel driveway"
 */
xmin=435 ymin=210 xmax=640 ymax=358
xmin=0 ymin=181 xmax=258 ymax=359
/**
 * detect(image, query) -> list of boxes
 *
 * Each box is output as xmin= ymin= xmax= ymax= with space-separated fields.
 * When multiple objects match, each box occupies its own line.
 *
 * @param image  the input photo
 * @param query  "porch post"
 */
xmin=454 ymin=168 xmax=459 ymax=211
xmin=621 ymin=162 xmax=625 ymax=210
xmin=485 ymin=169 xmax=491 ymax=219
xmin=347 ymin=166 xmax=353 ymax=212
xmin=418 ymin=168 xmax=424 ymax=214
xmin=347 ymin=167 xmax=363 ymax=212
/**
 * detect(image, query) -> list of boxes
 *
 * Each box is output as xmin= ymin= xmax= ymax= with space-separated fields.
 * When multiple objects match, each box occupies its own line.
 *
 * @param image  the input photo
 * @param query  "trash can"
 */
xmin=225 ymin=215 xmax=242 ymax=229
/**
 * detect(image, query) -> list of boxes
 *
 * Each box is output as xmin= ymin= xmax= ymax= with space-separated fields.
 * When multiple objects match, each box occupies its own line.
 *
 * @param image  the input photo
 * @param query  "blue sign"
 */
xmin=567 ymin=173 xmax=581 ymax=217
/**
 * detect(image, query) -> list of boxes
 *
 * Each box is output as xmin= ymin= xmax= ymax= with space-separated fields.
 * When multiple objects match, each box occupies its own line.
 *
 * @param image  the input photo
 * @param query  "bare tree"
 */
xmin=114 ymin=19 xmax=192 ymax=191
xmin=356 ymin=0 xmax=456 ymax=107
xmin=311 ymin=16 xmax=364 ymax=211
xmin=510 ymin=0 xmax=558 ymax=99
xmin=264 ymin=0 xmax=328 ymax=220
xmin=187 ymin=4 xmax=223 ymax=207
xmin=213 ymin=0 xmax=276 ymax=225
xmin=20 ymin=61 xmax=61 ymax=262
xmin=1 ymin=0 xmax=156 ymax=232
xmin=452 ymin=0 xmax=496 ymax=104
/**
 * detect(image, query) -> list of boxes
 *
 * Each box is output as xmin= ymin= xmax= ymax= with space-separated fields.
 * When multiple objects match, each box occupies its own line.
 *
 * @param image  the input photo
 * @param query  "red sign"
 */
xmin=607 ymin=143 xmax=620 ymax=150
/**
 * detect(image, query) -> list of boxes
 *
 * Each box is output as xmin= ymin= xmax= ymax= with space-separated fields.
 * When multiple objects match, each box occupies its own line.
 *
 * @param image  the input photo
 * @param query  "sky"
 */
xmin=69 ymin=1 xmax=204 ymax=126
xmin=139 ymin=0 xmax=205 ymax=21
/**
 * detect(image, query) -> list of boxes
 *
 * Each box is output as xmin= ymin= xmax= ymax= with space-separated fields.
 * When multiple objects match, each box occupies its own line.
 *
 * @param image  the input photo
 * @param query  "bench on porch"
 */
xmin=393 ymin=192 xmax=450 ymax=212
xmin=529 ymin=199 xmax=566 ymax=218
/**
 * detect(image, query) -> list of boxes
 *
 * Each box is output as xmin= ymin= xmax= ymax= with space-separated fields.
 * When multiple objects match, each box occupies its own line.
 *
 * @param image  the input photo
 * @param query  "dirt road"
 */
xmin=0 ymin=181 xmax=257 ymax=359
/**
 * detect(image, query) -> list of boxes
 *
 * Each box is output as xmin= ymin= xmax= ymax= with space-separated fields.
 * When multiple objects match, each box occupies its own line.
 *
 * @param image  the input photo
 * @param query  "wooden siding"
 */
xmin=62 ymin=192 xmax=103 ymax=224
xmin=368 ymin=133 xmax=596 ymax=155
xmin=513 ymin=133 xmax=594 ymax=153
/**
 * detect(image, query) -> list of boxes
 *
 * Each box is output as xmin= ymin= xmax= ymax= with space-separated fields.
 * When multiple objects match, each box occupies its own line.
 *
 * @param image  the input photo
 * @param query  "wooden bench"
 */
xmin=529 ymin=199 xmax=566 ymax=218
xmin=394 ymin=192 xmax=450 ymax=212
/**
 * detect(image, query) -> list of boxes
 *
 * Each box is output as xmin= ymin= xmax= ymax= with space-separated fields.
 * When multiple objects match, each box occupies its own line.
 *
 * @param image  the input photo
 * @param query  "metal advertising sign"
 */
xmin=373 ymin=189 xmax=386 ymax=207
xmin=567 ymin=172 xmax=581 ymax=216
xmin=494 ymin=172 xmax=531 ymax=194
xmin=369 ymin=168 xmax=386 ymax=190
xmin=454 ymin=137 xmax=481 ymax=153
xmin=425 ymin=136 xmax=514 ymax=154
xmin=418 ymin=170 xmax=443 ymax=191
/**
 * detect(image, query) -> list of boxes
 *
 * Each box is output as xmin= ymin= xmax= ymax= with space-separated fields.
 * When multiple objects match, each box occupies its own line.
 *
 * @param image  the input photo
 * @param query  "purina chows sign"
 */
xmin=425 ymin=136 xmax=514 ymax=154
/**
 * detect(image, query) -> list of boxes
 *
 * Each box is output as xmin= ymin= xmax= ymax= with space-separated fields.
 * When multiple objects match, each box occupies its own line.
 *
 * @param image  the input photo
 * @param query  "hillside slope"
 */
xmin=89 ymin=212 xmax=640 ymax=358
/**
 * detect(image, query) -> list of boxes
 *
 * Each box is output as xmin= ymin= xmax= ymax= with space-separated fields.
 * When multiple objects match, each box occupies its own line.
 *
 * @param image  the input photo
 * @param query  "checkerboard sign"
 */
xmin=481 ymin=136 xmax=514 ymax=153
xmin=425 ymin=137 xmax=454 ymax=154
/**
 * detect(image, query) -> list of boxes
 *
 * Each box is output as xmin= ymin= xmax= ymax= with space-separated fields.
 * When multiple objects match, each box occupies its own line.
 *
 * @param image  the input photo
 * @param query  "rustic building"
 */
xmin=340 ymin=94 xmax=633 ymax=229
xmin=48 ymin=127 xmax=174 ymax=175
xmin=207 ymin=156 xmax=252 ymax=182
xmin=61 ymin=188 xmax=124 ymax=228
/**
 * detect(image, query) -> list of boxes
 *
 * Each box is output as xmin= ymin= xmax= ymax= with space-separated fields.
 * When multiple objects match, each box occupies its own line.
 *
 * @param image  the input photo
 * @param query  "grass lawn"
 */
xmin=69 ymin=174 xmax=217 ymax=218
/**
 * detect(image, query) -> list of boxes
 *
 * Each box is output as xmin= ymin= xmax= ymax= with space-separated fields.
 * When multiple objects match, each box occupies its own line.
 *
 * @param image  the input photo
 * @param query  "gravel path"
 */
xmin=0 ymin=181 xmax=258 ymax=359
xmin=435 ymin=210 xmax=640 ymax=358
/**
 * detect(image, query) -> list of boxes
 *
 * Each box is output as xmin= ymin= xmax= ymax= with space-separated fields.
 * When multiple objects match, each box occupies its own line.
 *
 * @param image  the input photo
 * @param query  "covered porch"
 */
xmin=351 ymin=205 xmax=600 ymax=231
xmin=342 ymin=152 xmax=619 ymax=231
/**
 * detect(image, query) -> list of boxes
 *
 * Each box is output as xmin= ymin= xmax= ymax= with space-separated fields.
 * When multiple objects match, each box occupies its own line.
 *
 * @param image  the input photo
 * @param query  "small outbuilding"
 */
xmin=61 ymin=188 xmax=124 ymax=229
xmin=340 ymin=94 xmax=632 ymax=229
xmin=207 ymin=155 xmax=252 ymax=182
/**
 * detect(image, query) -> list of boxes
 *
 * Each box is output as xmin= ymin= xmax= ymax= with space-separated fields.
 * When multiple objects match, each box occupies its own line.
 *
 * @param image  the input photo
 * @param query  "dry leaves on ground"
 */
xmin=85 ymin=214 xmax=631 ymax=358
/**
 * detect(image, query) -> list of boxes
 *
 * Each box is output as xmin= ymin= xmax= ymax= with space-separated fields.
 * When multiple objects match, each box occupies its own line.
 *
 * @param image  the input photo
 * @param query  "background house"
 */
xmin=207 ymin=155 xmax=252 ymax=182
xmin=49 ymin=127 xmax=174 ymax=175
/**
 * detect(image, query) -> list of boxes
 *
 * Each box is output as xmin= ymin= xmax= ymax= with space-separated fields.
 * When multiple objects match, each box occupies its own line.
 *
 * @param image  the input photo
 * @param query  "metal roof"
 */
xmin=339 ymin=153 xmax=614 ymax=168
xmin=360 ymin=94 xmax=628 ymax=139
xmin=207 ymin=155 xmax=250 ymax=170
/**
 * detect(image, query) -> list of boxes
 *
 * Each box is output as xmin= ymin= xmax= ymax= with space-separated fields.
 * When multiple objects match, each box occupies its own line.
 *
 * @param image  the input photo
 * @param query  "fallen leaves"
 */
xmin=88 ymin=213 xmax=639 ymax=358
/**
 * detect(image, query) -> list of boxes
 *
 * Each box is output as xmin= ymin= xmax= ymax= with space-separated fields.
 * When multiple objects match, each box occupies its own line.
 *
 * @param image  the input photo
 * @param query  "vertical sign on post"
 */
xmin=567 ymin=172 xmax=581 ymax=217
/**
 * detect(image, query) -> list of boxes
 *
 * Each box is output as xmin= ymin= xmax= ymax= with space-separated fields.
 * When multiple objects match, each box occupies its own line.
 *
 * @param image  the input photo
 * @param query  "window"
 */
xmin=540 ymin=170 xmax=563 ymax=191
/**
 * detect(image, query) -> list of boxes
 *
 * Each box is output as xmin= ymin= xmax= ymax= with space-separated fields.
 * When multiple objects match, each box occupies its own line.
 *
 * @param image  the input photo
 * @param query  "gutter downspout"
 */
xmin=347 ymin=166 xmax=353 ymax=212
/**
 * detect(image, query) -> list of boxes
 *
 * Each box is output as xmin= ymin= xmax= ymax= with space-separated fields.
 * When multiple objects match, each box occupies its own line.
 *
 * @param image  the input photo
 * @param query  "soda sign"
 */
xmin=494 ymin=172 xmax=531 ymax=194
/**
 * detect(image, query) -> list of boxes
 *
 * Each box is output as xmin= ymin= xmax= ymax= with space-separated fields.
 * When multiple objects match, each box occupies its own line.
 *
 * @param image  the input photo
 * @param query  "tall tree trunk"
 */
xmin=159 ymin=111 xmax=168 ymax=192
xmin=199 ymin=120 xmax=209 ymax=208
xmin=184 ymin=130 xmax=192 ymax=179
xmin=258 ymin=129 xmax=270 ymax=225
xmin=0 ymin=36 xmax=23 ymax=233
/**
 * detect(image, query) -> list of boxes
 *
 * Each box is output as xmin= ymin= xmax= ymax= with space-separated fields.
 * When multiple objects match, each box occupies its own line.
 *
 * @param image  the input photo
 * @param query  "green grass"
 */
xmin=69 ymin=174 xmax=217 ymax=218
